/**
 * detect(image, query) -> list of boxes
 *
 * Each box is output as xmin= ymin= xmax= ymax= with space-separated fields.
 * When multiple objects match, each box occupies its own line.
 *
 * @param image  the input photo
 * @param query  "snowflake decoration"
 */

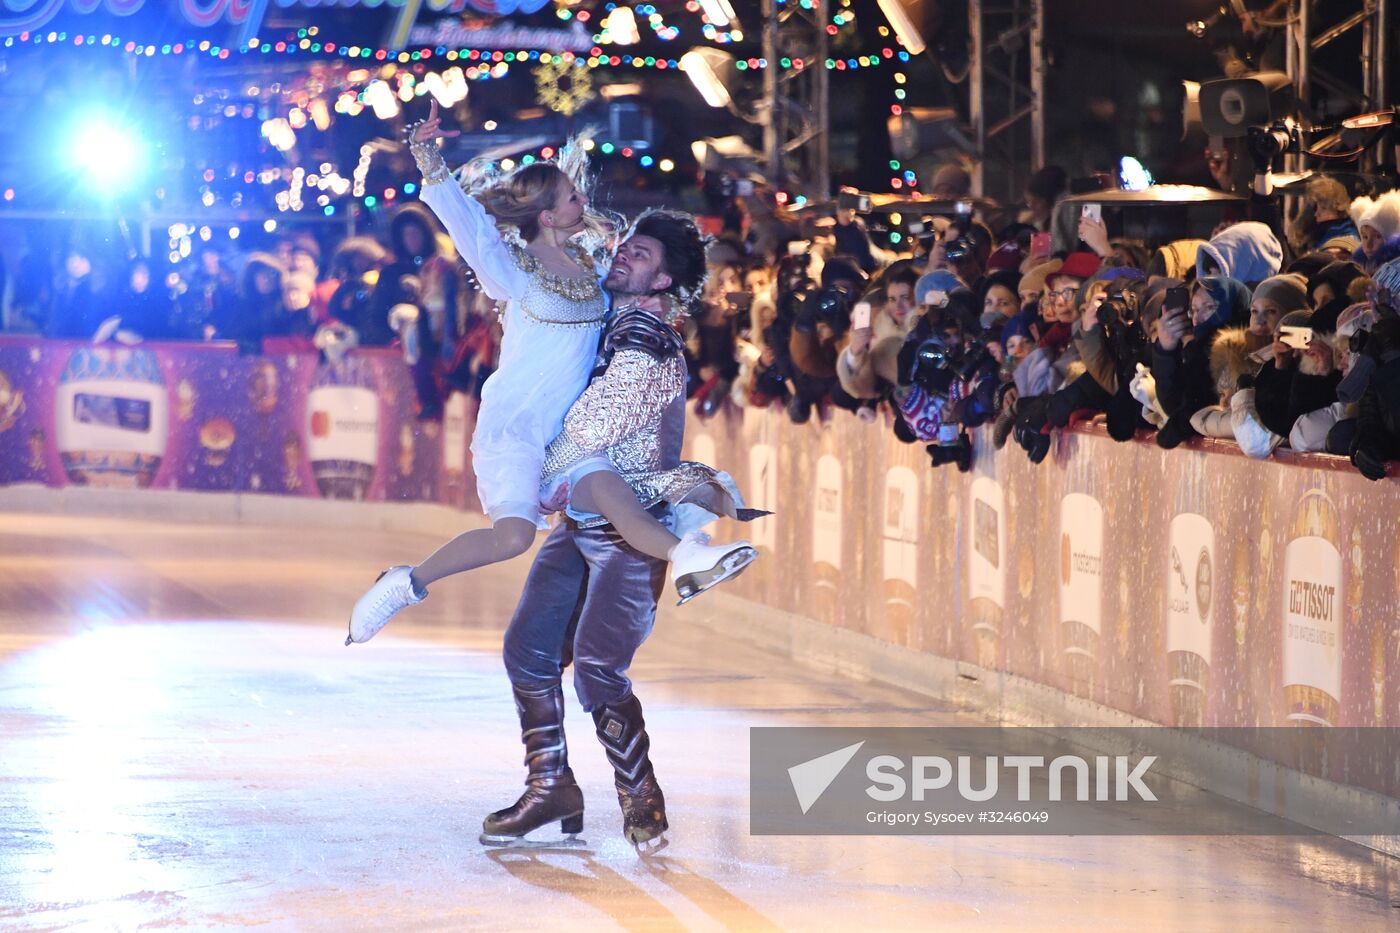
xmin=535 ymin=59 xmax=595 ymax=117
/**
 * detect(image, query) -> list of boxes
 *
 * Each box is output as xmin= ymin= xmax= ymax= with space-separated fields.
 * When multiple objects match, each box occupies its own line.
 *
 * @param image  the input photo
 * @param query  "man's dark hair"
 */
xmin=629 ymin=209 xmax=708 ymax=297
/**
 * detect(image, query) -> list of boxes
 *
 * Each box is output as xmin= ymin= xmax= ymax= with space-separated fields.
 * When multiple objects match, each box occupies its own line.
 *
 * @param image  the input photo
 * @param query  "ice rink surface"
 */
xmin=3 ymin=511 xmax=1400 ymax=931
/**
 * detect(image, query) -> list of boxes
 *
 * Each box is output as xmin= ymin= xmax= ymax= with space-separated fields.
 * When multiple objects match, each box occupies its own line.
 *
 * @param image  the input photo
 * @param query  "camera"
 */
xmin=943 ymin=234 xmax=976 ymax=264
xmin=907 ymin=334 xmax=957 ymax=396
xmin=795 ymin=282 xmax=856 ymax=337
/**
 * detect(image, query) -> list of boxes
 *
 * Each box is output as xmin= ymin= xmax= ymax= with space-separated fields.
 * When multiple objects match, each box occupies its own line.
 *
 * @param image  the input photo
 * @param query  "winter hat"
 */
xmin=986 ymin=241 xmax=1024 ymax=273
xmin=1319 ymin=235 xmax=1361 ymax=255
xmin=821 ymin=256 xmax=867 ymax=288
xmin=1306 ymin=261 xmax=1364 ymax=302
xmin=980 ymin=269 xmax=1022 ymax=304
xmin=915 ymin=270 xmax=963 ymax=306
xmin=1349 ymin=192 xmax=1400 ymax=239
xmin=1251 ymin=274 xmax=1309 ymax=313
xmin=1370 ymin=254 xmax=1400 ymax=301
xmin=1306 ymin=177 xmax=1352 ymax=215
xmin=1001 ymin=308 xmax=1035 ymax=349
xmin=1285 ymin=251 xmax=1334 ymax=281
xmin=1018 ymin=259 xmax=1062 ymax=296
xmin=1050 ymin=251 xmax=1101 ymax=285
xmin=1335 ymin=303 xmax=1376 ymax=341
xmin=1153 ymin=239 xmax=1207 ymax=280
xmin=1196 ymin=221 xmax=1284 ymax=284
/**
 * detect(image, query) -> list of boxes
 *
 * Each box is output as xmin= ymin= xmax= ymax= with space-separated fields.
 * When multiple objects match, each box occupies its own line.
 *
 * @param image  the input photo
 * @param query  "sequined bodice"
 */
xmin=510 ymin=245 xmax=608 ymax=329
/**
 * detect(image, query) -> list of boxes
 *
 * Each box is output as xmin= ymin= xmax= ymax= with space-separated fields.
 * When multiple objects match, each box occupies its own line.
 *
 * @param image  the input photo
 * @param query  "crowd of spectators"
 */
xmin=3 ymin=164 xmax=1399 ymax=482
xmin=0 ymin=204 xmax=501 ymax=420
xmin=681 ymin=169 xmax=1400 ymax=483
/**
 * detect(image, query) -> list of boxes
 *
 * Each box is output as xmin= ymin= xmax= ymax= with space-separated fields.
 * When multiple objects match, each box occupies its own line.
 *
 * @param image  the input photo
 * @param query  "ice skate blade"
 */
xmin=630 ymin=833 xmax=669 ymax=855
xmin=675 ymin=546 xmax=757 ymax=606
xmin=479 ymin=831 xmax=587 ymax=849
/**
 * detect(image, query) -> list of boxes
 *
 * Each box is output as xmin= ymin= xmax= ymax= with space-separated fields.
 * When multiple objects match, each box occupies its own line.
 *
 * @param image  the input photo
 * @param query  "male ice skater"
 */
xmin=481 ymin=210 xmax=760 ymax=851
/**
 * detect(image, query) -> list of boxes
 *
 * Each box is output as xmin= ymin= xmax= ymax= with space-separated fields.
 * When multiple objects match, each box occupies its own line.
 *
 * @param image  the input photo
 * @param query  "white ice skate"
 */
xmin=669 ymin=532 xmax=757 ymax=606
xmin=345 ymin=565 xmax=425 ymax=645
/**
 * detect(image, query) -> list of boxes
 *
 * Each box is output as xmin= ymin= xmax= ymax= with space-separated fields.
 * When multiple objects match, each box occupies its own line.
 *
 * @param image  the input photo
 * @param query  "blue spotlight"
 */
xmin=69 ymin=117 xmax=144 ymax=193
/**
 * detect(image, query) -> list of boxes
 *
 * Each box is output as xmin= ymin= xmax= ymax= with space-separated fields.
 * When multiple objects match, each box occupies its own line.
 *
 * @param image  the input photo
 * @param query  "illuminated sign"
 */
xmin=2 ymin=0 xmax=556 ymax=47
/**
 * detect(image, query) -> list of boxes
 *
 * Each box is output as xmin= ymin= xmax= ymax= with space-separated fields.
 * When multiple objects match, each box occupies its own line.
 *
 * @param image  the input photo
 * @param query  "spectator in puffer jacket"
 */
xmin=1196 ymin=222 xmax=1284 ymax=288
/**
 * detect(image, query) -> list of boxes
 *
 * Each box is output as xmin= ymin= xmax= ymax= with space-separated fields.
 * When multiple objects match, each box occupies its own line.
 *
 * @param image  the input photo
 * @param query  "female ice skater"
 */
xmin=346 ymin=103 xmax=754 ymax=645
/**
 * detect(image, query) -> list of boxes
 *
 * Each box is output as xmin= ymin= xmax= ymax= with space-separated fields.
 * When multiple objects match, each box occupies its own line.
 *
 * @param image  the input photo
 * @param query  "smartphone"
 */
xmin=1279 ymin=325 xmax=1313 ymax=350
xmin=1030 ymin=231 xmax=1051 ymax=260
xmin=786 ymin=240 xmax=809 ymax=257
xmin=837 ymin=190 xmax=871 ymax=213
xmin=725 ymin=291 xmax=753 ymax=310
xmin=923 ymin=290 xmax=948 ymax=307
xmin=1163 ymin=285 xmax=1189 ymax=315
xmin=851 ymin=301 xmax=872 ymax=330
xmin=735 ymin=179 xmax=755 ymax=196
xmin=1081 ymin=203 xmax=1103 ymax=224
xmin=1249 ymin=344 xmax=1277 ymax=364
xmin=955 ymin=200 xmax=973 ymax=217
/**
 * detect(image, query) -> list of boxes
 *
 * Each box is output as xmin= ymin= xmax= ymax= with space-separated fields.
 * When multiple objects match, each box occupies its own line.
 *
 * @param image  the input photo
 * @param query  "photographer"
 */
xmin=689 ymin=260 xmax=747 ymax=417
xmin=749 ymin=251 xmax=811 ymax=411
xmin=893 ymin=285 xmax=999 ymax=471
xmin=786 ymin=255 xmax=867 ymax=421
xmin=1053 ymin=271 xmax=1151 ymax=441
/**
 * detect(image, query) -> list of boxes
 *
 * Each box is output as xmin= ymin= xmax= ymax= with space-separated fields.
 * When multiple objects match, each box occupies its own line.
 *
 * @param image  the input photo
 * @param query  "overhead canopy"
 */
xmin=1061 ymin=185 xmax=1246 ymax=204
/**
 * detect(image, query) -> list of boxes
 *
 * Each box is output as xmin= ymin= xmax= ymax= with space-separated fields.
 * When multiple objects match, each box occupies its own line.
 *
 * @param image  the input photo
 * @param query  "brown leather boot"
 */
xmin=592 ymin=693 xmax=668 ymax=851
xmin=480 ymin=684 xmax=585 ymax=847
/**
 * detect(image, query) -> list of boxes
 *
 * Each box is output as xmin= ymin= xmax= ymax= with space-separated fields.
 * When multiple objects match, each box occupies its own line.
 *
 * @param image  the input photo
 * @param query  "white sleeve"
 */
xmin=418 ymin=181 xmax=528 ymax=301
xmin=1287 ymin=401 xmax=1346 ymax=453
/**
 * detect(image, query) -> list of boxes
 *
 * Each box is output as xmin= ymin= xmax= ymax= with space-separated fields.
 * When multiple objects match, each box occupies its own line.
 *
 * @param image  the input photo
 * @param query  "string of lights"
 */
xmin=2 ymin=27 xmax=907 ymax=73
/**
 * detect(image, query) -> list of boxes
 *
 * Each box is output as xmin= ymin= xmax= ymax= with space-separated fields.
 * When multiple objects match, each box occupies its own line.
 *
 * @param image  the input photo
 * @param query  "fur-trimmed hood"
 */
xmin=1209 ymin=326 xmax=1267 ymax=403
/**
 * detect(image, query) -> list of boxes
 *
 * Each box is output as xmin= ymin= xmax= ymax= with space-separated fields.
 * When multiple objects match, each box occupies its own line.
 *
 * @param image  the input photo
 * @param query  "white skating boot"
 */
xmin=345 ymin=565 xmax=425 ymax=645
xmin=668 ymin=531 xmax=757 ymax=606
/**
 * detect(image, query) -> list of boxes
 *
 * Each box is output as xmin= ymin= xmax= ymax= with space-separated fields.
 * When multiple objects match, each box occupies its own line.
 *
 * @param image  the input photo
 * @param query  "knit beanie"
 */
xmin=1251 ymin=274 xmax=1309 ymax=314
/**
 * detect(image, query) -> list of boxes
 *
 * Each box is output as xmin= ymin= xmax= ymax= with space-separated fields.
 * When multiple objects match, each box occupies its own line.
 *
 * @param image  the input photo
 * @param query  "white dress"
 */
xmin=417 ymin=157 xmax=609 ymax=527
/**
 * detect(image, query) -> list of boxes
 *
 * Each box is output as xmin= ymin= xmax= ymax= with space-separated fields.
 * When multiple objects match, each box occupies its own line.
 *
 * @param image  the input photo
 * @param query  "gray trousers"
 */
xmin=502 ymin=511 xmax=669 ymax=712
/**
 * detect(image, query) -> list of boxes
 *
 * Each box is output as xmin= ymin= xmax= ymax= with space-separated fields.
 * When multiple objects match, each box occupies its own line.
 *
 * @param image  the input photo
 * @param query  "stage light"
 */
xmin=69 ymin=118 xmax=143 ymax=192
xmin=1119 ymin=156 xmax=1153 ymax=191
xmin=605 ymin=7 xmax=641 ymax=45
xmin=876 ymin=0 xmax=925 ymax=55
xmin=681 ymin=47 xmax=736 ymax=108
xmin=364 ymin=80 xmax=400 ymax=120
xmin=698 ymin=0 xmax=738 ymax=28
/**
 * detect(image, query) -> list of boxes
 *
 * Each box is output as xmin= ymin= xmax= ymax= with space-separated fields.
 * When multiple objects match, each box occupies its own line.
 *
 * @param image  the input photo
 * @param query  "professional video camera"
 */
xmin=794 ymin=281 xmax=857 ymax=337
xmin=1190 ymin=70 xmax=1397 ymax=195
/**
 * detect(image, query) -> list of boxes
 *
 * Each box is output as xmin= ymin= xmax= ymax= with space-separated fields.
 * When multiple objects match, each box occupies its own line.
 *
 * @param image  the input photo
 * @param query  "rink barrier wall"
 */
xmin=5 ymin=336 xmax=1400 ymax=851
xmin=0 ymin=338 xmax=483 ymax=510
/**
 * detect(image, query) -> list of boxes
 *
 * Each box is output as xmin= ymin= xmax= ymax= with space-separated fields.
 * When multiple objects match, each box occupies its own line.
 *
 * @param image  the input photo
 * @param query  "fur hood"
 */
xmin=1209 ymin=326 xmax=1267 ymax=403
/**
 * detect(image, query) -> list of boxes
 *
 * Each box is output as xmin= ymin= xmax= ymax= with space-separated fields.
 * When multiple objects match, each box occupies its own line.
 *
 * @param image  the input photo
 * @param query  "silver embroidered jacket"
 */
xmin=541 ymin=307 xmax=739 ymax=528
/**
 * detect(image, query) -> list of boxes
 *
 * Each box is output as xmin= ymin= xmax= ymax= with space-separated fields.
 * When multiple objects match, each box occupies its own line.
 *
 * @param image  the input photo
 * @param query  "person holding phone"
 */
xmin=837 ymin=266 xmax=923 ymax=400
xmin=1249 ymin=307 xmax=1345 ymax=443
xmin=1150 ymin=275 xmax=1252 ymax=448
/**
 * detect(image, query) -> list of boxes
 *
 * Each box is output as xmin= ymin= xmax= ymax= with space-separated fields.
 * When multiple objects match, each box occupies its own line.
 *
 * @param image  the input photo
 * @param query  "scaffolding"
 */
xmin=967 ymin=0 xmax=1045 ymax=203
xmin=1284 ymin=0 xmax=1390 ymax=170
xmin=761 ymin=0 xmax=832 ymax=200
